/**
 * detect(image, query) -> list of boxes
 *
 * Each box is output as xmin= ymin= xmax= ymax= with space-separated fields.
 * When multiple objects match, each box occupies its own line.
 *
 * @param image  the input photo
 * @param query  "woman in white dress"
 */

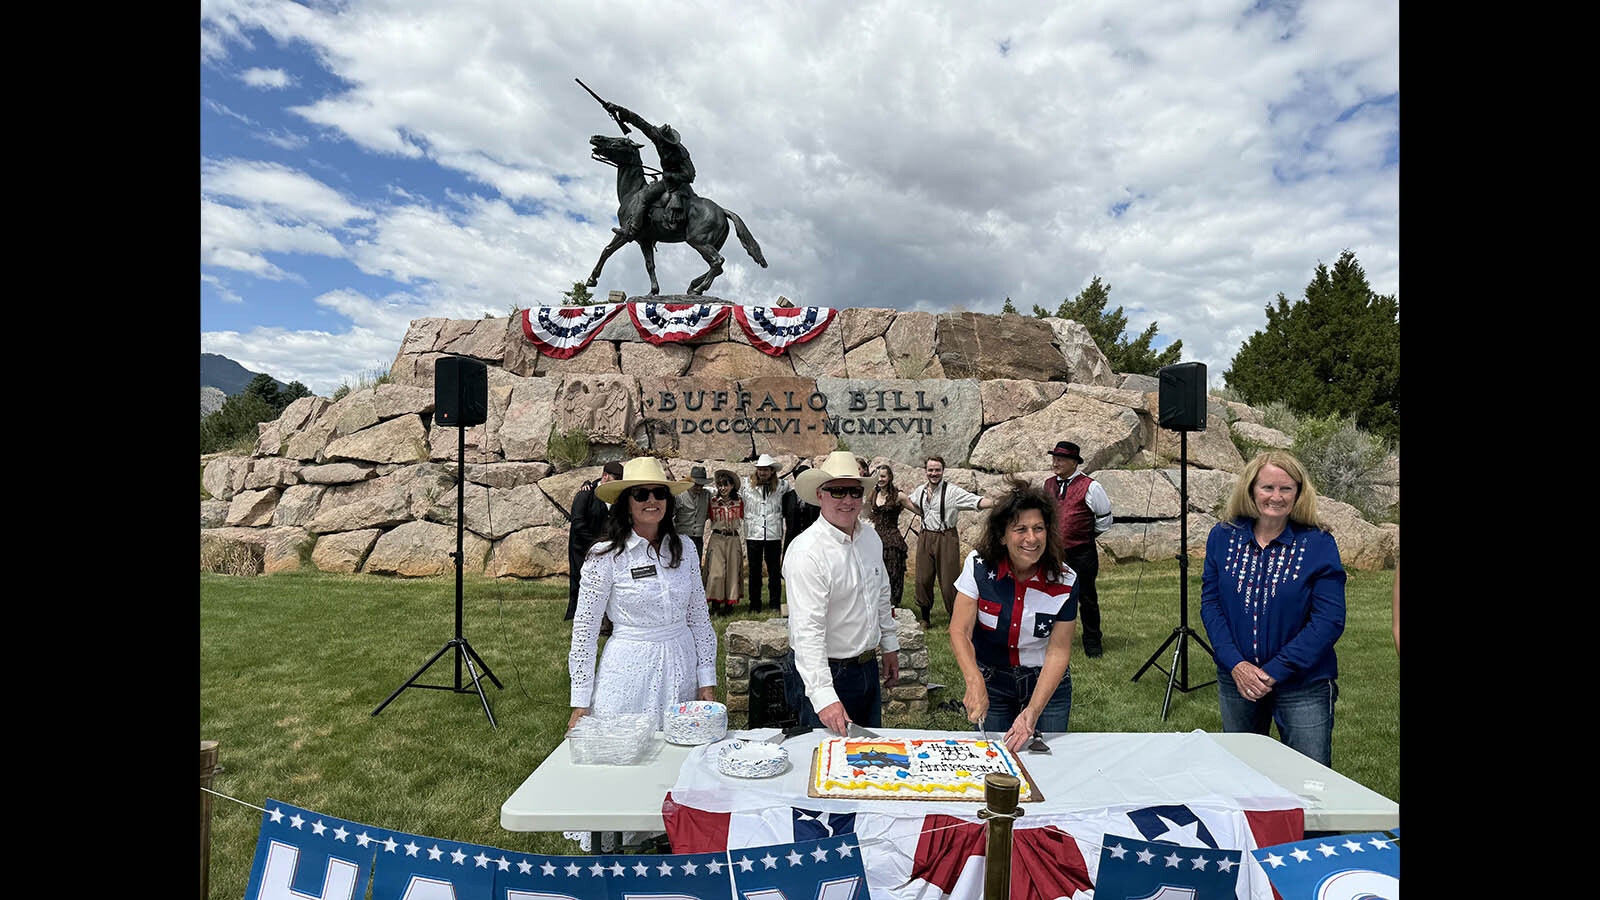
xmin=568 ymin=456 xmax=718 ymax=731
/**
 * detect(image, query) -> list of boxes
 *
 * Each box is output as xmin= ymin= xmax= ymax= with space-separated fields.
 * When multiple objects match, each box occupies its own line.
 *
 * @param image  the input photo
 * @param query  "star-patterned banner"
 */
xmin=1250 ymin=830 xmax=1399 ymax=900
xmin=241 ymin=797 xmax=1395 ymax=900
xmin=1095 ymin=833 xmax=1245 ymax=899
xmin=243 ymin=800 xmax=865 ymax=900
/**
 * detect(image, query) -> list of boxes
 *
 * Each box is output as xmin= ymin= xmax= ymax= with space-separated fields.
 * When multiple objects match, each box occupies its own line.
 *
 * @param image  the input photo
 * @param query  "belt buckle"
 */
xmin=858 ymin=649 xmax=875 ymax=665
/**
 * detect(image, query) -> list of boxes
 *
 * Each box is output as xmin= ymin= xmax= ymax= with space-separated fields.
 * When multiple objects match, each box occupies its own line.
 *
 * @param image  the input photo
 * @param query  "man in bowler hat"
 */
xmin=1045 ymin=441 xmax=1114 ymax=656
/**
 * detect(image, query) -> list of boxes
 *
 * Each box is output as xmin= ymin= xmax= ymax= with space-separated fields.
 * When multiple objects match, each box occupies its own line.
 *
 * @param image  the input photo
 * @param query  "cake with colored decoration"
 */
xmin=808 ymin=737 xmax=1042 ymax=801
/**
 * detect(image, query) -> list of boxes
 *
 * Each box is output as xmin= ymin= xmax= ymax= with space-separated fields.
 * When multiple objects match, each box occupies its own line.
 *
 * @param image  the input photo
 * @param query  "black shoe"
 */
xmin=749 ymin=604 xmax=763 ymax=615
xmin=1084 ymin=637 xmax=1103 ymax=658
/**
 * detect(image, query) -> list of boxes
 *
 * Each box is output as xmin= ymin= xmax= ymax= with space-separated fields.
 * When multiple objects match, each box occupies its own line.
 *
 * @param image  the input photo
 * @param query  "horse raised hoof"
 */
xmin=585 ymin=276 xmax=599 ymax=287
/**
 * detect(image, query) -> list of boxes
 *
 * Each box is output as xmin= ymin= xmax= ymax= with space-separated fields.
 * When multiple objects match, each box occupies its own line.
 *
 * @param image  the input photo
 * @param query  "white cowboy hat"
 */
xmin=752 ymin=453 xmax=778 ymax=468
xmin=595 ymin=457 xmax=695 ymax=504
xmin=794 ymin=451 xmax=875 ymax=506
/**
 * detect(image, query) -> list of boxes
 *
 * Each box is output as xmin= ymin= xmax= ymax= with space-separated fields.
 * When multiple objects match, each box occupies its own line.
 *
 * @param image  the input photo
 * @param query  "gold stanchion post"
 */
xmin=977 ymin=772 xmax=1022 ymax=900
xmin=201 ymin=741 xmax=219 ymax=900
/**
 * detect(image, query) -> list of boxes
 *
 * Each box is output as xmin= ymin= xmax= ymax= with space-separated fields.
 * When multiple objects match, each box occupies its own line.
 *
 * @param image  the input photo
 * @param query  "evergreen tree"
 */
xmin=244 ymin=373 xmax=281 ymax=410
xmin=1224 ymin=250 xmax=1400 ymax=442
xmin=200 ymin=392 xmax=278 ymax=454
xmin=279 ymin=381 xmax=313 ymax=408
xmin=1033 ymin=276 xmax=1182 ymax=375
xmin=1001 ymin=296 xmax=1018 ymax=315
xmin=563 ymin=282 xmax=594 ymax=306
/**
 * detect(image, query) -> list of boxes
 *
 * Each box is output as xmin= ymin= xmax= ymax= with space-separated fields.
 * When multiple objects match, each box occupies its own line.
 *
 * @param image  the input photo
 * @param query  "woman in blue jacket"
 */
xmin=1200 ymin=450 xmax=1346 ymax=767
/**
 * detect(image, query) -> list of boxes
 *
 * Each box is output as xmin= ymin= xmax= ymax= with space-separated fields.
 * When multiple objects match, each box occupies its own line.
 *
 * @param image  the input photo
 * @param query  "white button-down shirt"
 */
xmin=913 ymin=480 xmax=982 ymax=531
xmin=782 ymin=517 xmax=900 ymax=713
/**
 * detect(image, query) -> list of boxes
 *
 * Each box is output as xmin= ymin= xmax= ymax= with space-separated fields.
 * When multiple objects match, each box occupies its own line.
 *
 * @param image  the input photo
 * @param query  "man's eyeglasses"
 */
xmin=821 ymin=485 xmax=865 ymax=500
xmin=628 ymin=486 xmax=672 ymax=502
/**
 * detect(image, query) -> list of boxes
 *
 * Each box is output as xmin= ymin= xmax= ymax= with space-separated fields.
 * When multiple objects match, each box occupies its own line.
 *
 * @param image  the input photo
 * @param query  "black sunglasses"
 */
xmin=821 ymin=485 xmax=865 ymax=499
xmin=628 ymin=486 xmax=672 ymax=502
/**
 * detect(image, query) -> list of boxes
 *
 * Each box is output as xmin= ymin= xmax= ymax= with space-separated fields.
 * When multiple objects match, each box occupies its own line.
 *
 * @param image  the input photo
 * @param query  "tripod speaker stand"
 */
xmin=372 ymin=356 xmax=503 ymax=728
xmin=1131 ymin=362 xmax=1217 ymax=719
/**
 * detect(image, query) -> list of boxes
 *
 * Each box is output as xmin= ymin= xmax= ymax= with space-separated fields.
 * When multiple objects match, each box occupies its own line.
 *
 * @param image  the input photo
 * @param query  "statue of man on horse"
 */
xmin=602 ymin=101 xmax=696 ymax=238
xmin=577 ymin=79 xmax=768 ymax=297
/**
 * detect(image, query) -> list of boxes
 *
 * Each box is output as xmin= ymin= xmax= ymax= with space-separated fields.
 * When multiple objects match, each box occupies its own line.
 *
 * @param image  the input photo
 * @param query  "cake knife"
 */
xmin=765 ymin=723 xmax=813 ymax=744
xmin=846 ymin=722 xmax=882 ymax=739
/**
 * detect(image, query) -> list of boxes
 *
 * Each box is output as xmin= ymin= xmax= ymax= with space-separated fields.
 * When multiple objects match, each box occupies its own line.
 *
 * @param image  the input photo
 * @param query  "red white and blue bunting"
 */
xmin=520 ymin=303 xmax=838 ymax=357
xmin=733 ymin=305 xmax=838 ymax=356
xmin=521 ymin=304 xmax=625 ymax=359
xmin=627 ymin=302 xmax=731 ymax=345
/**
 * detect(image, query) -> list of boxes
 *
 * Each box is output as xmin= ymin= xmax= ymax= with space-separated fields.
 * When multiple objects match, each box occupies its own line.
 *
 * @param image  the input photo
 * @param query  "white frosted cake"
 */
xmin=809 ymin=737 xmax=1039 ymax=801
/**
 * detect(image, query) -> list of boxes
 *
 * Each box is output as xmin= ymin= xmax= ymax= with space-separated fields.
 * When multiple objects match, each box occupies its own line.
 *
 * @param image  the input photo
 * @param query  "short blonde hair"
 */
xmin=1223 ymin=450 xmax=1325 ymax=529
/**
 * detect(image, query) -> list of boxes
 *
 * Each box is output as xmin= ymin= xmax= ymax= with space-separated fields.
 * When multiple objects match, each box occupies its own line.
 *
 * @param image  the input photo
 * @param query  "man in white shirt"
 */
xmin=782 ymin=451 xmax=901 ymax=735
xmin=906 ymin=455 xmax=996 ymax=628
xmin=740 ymin=453 xmax=791 ymax=614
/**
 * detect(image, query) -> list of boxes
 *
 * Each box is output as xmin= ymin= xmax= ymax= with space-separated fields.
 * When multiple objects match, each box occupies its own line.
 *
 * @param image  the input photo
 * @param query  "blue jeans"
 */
xmin=1217 ymin=675 xmax=1338 ymax=767
xmin=782 ymin=650 xmax=882 ymax=730
xmin=977 ymin=663 xmax=1072 ymax=734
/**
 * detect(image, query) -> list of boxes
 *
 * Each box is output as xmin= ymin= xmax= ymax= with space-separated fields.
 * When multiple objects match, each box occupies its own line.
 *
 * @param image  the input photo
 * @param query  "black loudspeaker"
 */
xmin=746 ymin=661 xmax=796 ymax=729
xmin=434 ymin=356 xmax=487 ymax=427
xmin=1158 ymin=361 xmax=1208 ymax=432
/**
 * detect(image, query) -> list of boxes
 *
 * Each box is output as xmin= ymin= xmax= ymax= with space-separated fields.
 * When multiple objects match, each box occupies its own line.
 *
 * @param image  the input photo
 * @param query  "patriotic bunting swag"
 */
xmin=521 ymin=304 xmax=624 ymax=359
xmin=733 ymin=305 xmax=838 ymax=355
xmin=518 ymin=303 xmax=835 ymax=357
xmin=627 ymin=302 xmax=731 ymax=345
xmin=241 ymin=798 xmax=1395 ymax=900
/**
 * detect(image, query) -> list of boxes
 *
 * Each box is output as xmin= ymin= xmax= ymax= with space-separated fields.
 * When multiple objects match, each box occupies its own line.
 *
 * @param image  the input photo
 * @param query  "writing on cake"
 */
xmin=810 ymin=738 xmax=1036 ymax=801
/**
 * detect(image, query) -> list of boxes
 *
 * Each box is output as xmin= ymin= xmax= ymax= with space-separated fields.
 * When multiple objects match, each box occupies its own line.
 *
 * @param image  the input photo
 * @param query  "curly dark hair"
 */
xmin=599 ymin=490 xmax=686 ymax=568
xmin=973 ymin=475 xmax=1064 ymax=581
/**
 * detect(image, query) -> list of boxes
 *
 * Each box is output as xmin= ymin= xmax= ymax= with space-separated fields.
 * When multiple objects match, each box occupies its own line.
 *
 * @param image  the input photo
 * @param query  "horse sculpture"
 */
xmin=585 ymin=134 xmax=767 ymax=296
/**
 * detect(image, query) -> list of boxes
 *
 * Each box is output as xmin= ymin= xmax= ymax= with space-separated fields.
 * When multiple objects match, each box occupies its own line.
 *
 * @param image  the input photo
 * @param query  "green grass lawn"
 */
xmin=200 ymin=560 xmax=1397 ymax=900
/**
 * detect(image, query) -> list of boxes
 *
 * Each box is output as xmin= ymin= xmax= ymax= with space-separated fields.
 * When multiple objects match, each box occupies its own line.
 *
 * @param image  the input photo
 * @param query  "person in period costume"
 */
xmin=867 ymin=464 xmax=911 ymax=609
xmin=703 ymin=469 xmax=745 ymax=615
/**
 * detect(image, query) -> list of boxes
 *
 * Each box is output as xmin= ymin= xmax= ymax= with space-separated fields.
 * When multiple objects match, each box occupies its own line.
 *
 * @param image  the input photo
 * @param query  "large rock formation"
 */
xmin=201 ymin=305 xmax=1398 ymax=577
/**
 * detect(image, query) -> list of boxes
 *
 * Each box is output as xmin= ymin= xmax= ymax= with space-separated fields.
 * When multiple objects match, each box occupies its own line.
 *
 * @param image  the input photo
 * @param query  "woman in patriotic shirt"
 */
xmin=949 ymin=478 xmax=1078 ymax=753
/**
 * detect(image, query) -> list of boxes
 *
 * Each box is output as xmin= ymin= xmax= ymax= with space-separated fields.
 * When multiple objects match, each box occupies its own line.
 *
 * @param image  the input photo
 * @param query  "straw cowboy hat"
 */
xmin=595 ymin=457 xmax=695 ymax=504
xmin=794 ymin=451 xmax=875 ymax=506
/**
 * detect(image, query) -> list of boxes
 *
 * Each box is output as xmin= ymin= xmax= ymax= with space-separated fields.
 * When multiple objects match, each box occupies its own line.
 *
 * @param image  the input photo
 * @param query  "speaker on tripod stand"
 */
xmin=1131 ymin=361 xmax=1218 ymax=719
xmin=371 ymin=355 xmax=503 ymax=727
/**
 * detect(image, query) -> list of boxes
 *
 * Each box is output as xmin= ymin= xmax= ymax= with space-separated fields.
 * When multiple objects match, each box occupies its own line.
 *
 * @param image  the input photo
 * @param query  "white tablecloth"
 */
xmin=669 ymin=728 xmax=1304 ymax=820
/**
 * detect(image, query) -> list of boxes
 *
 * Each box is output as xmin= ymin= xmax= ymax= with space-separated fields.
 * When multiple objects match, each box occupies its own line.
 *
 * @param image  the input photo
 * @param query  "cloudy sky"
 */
xmin=200 ymin=0 xmax=1398 ymax=398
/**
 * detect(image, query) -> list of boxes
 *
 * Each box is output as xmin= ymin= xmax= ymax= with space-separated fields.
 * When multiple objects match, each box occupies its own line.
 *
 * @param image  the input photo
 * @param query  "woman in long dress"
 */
xmin=703 ymin=469 xmax=745 ymax=614
xmin=867 ymin=464 xmax=910 ymax=609
xmin=568 ymin=456 xmax=718 ymax=729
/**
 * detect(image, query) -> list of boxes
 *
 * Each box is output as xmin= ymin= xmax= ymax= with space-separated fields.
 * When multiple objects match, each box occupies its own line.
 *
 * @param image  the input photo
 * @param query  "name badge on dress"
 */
xmin=630 ymin=564 xmax=658 ymax=579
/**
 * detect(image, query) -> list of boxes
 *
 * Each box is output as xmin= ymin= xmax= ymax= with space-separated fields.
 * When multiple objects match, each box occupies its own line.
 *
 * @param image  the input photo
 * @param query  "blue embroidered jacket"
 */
xmin=1199 ymin=518 xmax=1346 ymax=687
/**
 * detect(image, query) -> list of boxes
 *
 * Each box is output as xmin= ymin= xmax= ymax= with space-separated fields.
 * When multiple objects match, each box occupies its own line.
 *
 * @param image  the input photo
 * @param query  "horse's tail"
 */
xmin=723 ymin=208 xmax=768 ymax=268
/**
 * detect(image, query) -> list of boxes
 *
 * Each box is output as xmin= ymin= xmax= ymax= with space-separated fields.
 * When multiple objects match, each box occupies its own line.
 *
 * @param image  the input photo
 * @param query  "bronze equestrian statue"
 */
xmin=578 ymin=84 xmax=766 ymax=296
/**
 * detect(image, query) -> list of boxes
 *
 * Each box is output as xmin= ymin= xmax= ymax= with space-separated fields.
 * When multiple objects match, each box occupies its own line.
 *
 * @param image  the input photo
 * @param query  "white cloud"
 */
xmin=200 ymin=0 xmax=1398 ymax=395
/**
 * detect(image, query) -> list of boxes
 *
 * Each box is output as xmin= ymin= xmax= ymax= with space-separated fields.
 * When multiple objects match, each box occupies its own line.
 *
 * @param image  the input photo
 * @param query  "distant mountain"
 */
xmin=201 ymin=353 xmax=288 ymax=397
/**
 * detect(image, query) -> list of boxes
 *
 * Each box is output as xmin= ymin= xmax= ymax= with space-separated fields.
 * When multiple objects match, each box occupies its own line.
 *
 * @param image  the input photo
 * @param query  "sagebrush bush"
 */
xmin=1257 ymin=400 xmax=1301 ymax=435
xmin=330 ymin=368 xmax=392 ymax=402
xmin=547 ymin=427 xmax=591 ymax=471
xmin=1291 ymin=413 xmax=1393 ymax=520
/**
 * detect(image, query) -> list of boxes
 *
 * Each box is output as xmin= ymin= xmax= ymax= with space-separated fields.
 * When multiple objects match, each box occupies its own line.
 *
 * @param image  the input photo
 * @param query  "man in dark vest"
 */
xmin=1044 ymin=441 xmax=1114 ymax=656
xmin=566 ymin=460 xmax=624 ymax=621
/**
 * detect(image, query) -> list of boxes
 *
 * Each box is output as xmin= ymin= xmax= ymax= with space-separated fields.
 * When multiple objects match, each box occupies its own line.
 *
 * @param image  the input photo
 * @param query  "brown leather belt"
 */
xmin=828 ymin=649 xmax=878 ymax=667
